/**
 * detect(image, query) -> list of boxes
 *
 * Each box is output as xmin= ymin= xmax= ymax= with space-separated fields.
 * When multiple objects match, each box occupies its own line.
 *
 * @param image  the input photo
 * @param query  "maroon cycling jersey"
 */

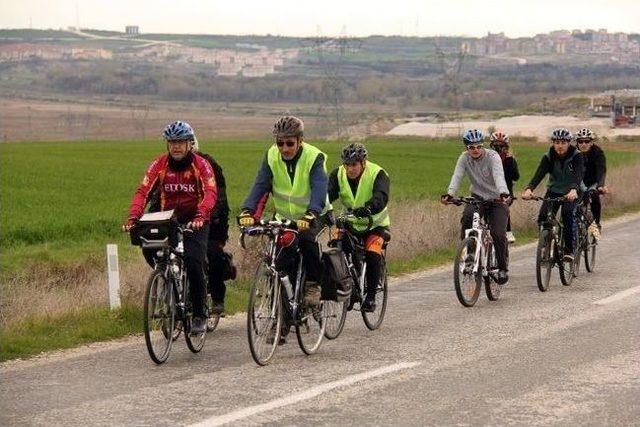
xmin=129 ymin=153 xmax=217 ymax=223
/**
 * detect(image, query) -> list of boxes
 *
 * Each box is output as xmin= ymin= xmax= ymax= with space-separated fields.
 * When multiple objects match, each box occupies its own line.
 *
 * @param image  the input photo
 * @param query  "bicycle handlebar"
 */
xmin=334 ymin=210 xmax=374 ymax=233
xmin=239 ymin=218 xmax=295 ymax=249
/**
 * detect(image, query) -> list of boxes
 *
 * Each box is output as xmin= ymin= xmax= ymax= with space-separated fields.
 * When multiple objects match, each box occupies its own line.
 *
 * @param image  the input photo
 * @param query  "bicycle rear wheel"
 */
xmin=143 ymin=270 xmax=175 ymax=364
xmin=295 ymin=281 xmax=326 ymax=355
xmin=362 ymin=259 xmax=388 ymax=330
xmin=484 ymin=246 xmax=501 ymax=301
xmin=584 ymin=234 xmax=597 ymax=272
xmin=323 ymin=298 xmax=348 ymax=340
xmin=535 ymin=229 xmax=554 ymax=292
xmin=206 ymin=295 xmax=220 ymax=333
xmin=454 ymin=237 xmax=481 ymax=307
xmin=247 ymin=263 xmax=282 ymax=366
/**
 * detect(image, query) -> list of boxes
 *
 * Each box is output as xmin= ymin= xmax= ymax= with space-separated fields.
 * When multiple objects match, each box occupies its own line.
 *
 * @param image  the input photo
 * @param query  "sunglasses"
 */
xmin=576 ymin=140 xmax=592 ymax=145
xmin=466 ymin=144 xmax=483 ymax=151
xmin=276 ymin=140 xmax=297 ymax=148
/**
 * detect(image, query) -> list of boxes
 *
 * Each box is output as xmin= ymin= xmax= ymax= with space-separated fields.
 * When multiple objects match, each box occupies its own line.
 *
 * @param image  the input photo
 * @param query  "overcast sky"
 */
xmin=1 ymin=0 xmax=639 ymax=38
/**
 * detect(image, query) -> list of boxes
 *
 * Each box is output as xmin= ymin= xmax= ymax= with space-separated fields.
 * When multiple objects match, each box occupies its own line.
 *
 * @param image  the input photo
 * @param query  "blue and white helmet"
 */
xmin=550 ymin=128 xmax=572 ymax=142
xmin=462 ymin=129 xmax=484 ymax=145
xmin=162 ymin=121 xmax=195 ymax=142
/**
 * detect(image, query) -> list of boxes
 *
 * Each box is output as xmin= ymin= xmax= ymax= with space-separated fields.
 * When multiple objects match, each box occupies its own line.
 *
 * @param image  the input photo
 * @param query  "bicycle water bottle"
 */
xmin=281 ymin=275 xmax=294 ymax=300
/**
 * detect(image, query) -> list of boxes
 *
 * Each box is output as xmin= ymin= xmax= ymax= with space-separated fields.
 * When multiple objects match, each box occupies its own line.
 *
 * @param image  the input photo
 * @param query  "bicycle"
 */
xmin=130 ymin=210 xmax=208 ymax=364
xmin=576 ymin=187 xmax=599 ymax=273
xmin=448 ymin=197 xmax=506 ymax=307
xmin=240 ymin=219 xmax=328 ymax=366
xmin=526 ymin=196 xmax=577 ymax=291
xmin=323 ymin=211 xmax=389 ymax=339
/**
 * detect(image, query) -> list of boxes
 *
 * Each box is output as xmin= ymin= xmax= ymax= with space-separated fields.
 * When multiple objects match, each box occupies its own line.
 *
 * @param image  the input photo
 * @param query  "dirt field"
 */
xmin=387 ymin=115 xmax=640 ymax=140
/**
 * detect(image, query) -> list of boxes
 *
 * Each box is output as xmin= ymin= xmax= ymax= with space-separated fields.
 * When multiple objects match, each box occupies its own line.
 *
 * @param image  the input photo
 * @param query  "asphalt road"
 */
xmin=2 ymin=214 xmax=639 ymax=427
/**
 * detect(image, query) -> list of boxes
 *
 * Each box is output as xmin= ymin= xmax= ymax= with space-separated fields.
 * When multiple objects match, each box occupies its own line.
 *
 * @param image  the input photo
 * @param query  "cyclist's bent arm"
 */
xmin=446 ymin=153 xmax=467 ymax=196
xmin=526 ymin=154 xmax=551 ymax=191
xmin=489 ymin=151 xmax=510 ymax=195
xmin=308 ymin=153 xmax=329 ymax=215
xmin=193 ymin=154 xmax=218 ymax=220
xmin=365 ymin=170 xmax=390 ymax=215
xmin=129 ymin=155 xmax=163 ymax=219
xmin=327 ymin=168 xmax=340 ymax=204
xmin=242 ymin=154 xmax=273 ymax=213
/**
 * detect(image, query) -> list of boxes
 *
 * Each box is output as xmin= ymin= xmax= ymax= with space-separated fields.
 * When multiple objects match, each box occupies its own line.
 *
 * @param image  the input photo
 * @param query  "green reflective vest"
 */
xmin=267 ymin=143 xmax=330 ymax=221
xmin=337 ymin=161 xmax=390 ymax=231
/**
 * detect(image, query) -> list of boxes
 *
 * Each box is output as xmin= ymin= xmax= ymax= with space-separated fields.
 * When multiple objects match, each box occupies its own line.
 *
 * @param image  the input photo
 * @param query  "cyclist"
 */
xmin=123 ymin=121 xmax=218 ymax=335
xmin=575 ymin=127 xmax=607 ymax=239
xmin=489 ymin=131 xmax=520 ymax=243
xmin=522 ymin=128 xmax=584 ymax=262
xmin=237 ymin=116 xmax=330 ymax=309
xmin=440 ymin=129 xmax=511 ymax=285
xmin=144 ymin=137 xmax=232 ymax=315
xmin=327 ymin=142 xmax=390 ymax=312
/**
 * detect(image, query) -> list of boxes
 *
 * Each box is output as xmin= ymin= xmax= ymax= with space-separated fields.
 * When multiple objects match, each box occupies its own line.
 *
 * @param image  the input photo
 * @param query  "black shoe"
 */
xmin=361 ymin=298 xmax=376 ymax=313
xmin=495 ymin=270 xmax=509 ymax=285
xmin=190 ymin=316 xmax=207 ymax=335
xmin=210 ymin=301 xmax=224 ymax=316
xmin=347 ymin=292 xmax=361 ymax=311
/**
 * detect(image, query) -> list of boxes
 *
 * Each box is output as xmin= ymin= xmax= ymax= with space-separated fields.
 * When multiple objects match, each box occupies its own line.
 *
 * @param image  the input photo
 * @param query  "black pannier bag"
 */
xmin=130 ymin=210 xmax=178 ymax=249
xmin=321 ymin=248 xmax=353 ymax=302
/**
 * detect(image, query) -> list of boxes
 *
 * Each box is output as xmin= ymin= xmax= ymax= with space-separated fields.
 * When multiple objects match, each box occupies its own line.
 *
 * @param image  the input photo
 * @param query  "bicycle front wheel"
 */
xmin=535 ymin=229 xmax=554 ymax=292
xmin=454 ymin=237 xmax=481 ymax=307
xmin=584 ymin=234 xmax=597 ymax=272
xmin=295 ymin=281 xmax=326 ymax=355
xmin=143 ymin=270 xmax=175 ymax=364
xmin=362 ymin=259 xmax=388 ymax=330
xmin=247 ymin=263 xmax=282 ymax=366
xmin=484 ymin=247 xmax=501 ymax=301
xmin=324 ymin=298 xmax=349 ymax=340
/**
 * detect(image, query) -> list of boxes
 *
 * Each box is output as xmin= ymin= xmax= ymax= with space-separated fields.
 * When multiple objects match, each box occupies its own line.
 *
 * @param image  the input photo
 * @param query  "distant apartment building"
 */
xmin=465 ymin=29 xmax=640 ymax=62
xmin=125 ymin=26 xmax=139 ymax=35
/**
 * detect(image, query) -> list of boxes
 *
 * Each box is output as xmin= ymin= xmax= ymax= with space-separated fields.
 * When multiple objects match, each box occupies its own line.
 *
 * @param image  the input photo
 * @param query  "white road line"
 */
xmin=593 ymin=285 xmax=640 ymax=306
xmin=188 ymin=361 xmax=421 ymax=427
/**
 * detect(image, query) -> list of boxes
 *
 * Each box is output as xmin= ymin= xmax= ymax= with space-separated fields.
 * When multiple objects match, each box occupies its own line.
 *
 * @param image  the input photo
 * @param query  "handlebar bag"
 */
xmin=131 ymin=210 xmax=178 ymax=249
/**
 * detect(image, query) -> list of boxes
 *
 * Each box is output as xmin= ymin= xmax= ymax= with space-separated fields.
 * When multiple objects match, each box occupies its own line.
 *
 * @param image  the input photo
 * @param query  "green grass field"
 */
xmin=2 ymin=137 xmax=639 ymax=275
xmin=2 ymin=136 xmax=640 ymax=361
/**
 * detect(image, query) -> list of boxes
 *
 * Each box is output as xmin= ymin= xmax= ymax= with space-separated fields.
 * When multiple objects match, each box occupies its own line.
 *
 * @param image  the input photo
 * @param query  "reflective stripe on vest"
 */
xmin=337 ymin=161 xmax=390 ymax=231
xmin=267 ymin=143 xmax=331 ymax=221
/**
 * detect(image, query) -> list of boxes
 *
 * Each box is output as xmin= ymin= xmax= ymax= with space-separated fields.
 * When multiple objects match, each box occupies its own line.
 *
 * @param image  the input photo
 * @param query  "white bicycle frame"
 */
xmin=463 ymin=211 xmax=493 ymax=276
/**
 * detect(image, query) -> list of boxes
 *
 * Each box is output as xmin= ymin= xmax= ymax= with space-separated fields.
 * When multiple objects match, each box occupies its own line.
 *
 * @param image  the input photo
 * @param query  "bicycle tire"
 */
xmin=584 ymin=235 xmax=597 ymax=272
xmin=484 ymin=246 xmax=501 ymax=301
xmin=206 ymin=295 xmax=220 ymax=333
xmin=558 ymin=252 xmax=575 ymax=286
xmin=295 ymin=280 xmax=326 ymax=355
xmin=324 ymin=298 xmax=349 ymax=340
xmin=143 ymin=270 xmax=175 ymax=364
xmin=362 ymin=259 xmax=388 ymax=330
xmin=247 ymin=263 xmax=282 ymax=366
xmin=453 ymin=237 xmax=481 ymax=307
xmin=535 ymin=229 xmax=553 ymax=292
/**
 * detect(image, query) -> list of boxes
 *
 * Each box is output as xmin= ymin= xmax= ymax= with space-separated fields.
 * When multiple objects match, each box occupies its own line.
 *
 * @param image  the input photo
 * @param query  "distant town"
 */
xmin=0 ymin=27 xmax=638 ymax=78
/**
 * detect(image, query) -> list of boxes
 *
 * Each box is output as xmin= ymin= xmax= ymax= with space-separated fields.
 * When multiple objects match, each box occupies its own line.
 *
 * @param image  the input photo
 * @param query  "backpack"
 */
xmin=321 ymin=248 xmax=353 ymax=302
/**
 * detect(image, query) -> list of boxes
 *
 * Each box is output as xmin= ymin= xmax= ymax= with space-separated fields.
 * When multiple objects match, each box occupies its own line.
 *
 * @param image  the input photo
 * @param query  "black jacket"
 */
xmin=582 ymin=144 xmax=606 ymax=188
xmin=502 ymin=156 xmax=520 ymax=196
xmin=527 ymin=145 xmax=584 ymax=194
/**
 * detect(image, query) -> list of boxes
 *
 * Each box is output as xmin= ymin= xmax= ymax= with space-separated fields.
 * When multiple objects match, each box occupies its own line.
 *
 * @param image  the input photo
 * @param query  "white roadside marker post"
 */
xmin=106 ymin=244 xmax=121 ymax=310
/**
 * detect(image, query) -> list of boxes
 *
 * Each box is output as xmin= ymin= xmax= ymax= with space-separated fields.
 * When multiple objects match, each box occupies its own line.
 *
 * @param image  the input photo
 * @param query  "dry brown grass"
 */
xmin=2 ymin=161 xmax=640 ymax=326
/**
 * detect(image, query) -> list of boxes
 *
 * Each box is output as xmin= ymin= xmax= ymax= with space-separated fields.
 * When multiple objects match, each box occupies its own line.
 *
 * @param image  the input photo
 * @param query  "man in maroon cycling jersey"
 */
xmin=123 ymin=121 xmax=217 ymax=334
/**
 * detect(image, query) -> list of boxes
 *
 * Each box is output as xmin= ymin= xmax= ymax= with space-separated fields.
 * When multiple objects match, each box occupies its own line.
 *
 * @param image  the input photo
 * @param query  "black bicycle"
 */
xmin=526 ymin=196 xmax=578 ymax=291
xmin=576 ymin=187 xmax=599 ymax=273
xmin=323 ymin=211 xmax=389 ymax=340
xmin=130 ymin=210 xmax=208 ymax=364
xmin=241 ymin=219 xmax=328 ymax=366
xmin=448 ymin=198 xmax=506 ymax=307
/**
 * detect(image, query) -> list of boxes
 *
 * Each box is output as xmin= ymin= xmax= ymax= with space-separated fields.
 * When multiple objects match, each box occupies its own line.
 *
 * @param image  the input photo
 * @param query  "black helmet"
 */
xmin=272 ymin=116 xmax=304 ymax=138
xmin=550 ymin=128 xmax=572 ymax=142
xmin=341 ymin=143 xmax=368 ymax=163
